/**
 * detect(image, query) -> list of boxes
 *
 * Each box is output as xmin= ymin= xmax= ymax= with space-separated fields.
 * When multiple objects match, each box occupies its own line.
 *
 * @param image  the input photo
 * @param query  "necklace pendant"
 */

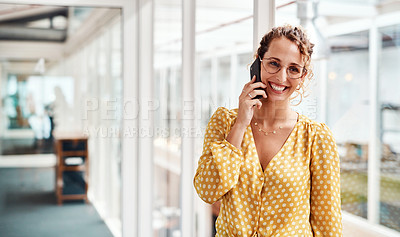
xmin=255 ymin=122 xmax=258 ymax=126
xmin=273 ymin=130 xmax=277 ymax=134
xmin=264 ymin=132 xmax=268 ymax=136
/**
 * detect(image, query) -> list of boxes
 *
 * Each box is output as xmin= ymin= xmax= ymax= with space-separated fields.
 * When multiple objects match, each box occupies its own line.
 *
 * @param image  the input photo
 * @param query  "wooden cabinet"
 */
xmin=54 ymin=134 xmax=89 ymax=205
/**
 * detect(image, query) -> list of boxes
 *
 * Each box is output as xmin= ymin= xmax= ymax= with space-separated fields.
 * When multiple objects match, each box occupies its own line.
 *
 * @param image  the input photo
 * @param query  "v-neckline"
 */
xmin=249 ymin=113 xmax=301 ymax=173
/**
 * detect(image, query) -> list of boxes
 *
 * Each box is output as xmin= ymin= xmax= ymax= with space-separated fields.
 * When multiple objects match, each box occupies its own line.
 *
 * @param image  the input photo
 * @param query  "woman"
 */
xmin=193 ymin=25 xmax=342 ymax=237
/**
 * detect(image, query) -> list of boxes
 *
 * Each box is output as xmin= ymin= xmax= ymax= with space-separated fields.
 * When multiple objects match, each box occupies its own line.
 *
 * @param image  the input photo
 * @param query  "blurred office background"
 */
xmin=0 ymin=0 xmax=399 ymax=237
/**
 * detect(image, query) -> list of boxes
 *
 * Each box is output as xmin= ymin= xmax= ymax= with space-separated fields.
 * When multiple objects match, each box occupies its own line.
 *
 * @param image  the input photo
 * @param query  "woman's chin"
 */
xmin=263 ymin=95 xmax=291 ymax=104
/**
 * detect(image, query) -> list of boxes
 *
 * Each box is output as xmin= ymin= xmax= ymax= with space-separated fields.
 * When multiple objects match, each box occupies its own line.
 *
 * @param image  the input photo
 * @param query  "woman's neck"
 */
xmin=253 ymin=99 xmax=296 ymax=127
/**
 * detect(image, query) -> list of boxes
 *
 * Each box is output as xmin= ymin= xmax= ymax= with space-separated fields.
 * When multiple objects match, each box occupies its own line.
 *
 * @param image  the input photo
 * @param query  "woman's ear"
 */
xmin=297 ymin=76 xmax=305 ymax=90
xmin=300 ymin=70 xmax=308 ymax=81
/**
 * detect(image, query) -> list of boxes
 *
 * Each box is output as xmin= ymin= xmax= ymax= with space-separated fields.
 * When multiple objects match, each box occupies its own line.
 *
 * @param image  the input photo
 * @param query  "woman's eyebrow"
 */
xmin=265 ymin=57 xmax=302 ymax=67
xmin=265 ymin=57 xmax=281 ymax=61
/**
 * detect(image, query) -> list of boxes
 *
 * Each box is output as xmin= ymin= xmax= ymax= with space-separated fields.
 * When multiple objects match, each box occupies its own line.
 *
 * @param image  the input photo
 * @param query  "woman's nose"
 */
xmin=276 ymin=68 xmax=288 ymax=82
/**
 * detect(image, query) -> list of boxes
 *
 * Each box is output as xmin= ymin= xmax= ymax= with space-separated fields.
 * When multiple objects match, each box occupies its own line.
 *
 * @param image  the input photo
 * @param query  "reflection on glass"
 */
xmin=199 ymin=59 xmax=213 ymax=128
xmin=153 ymin=66 xmax=182 ymax=236
xmin=327 ymin=31 xmax=370 ymax=219
xmin=153 ymin=0 xmax=182 ymax=236
xmin=217 ymin=56 xmax=231 ymax=107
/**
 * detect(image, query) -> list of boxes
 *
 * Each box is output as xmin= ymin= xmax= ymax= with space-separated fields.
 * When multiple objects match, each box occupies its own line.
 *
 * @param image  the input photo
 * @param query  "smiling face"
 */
xmin=260 ymin=37 xmax=306 ymax=103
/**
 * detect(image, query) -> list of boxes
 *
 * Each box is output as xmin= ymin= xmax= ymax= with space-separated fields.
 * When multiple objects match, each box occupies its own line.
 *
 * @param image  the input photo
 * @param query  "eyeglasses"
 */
xmin=260 ymin=57 xmax=306 ymax=80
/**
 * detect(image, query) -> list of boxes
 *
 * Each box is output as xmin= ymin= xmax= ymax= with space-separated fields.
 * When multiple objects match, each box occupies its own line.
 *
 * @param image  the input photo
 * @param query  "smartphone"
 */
xmin=250 ymin=57 xmax=264 ymax=99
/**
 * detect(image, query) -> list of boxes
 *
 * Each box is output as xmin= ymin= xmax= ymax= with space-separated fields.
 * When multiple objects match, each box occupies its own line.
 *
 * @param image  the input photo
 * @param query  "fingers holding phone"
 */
xmin=235 ymin=58 xmax=269 ymax=127
xmin=236 ymin=76 xmax=267 ymax=127
xmin=242 ymin=75 xmax=267 ymax=99
xmin=247 ymin=76 xmax=267 ymax=100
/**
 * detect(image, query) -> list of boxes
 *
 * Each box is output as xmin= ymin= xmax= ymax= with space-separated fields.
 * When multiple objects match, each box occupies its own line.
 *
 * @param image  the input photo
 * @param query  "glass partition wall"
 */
xmin=0 ymin=4 xmax=122 ymax=236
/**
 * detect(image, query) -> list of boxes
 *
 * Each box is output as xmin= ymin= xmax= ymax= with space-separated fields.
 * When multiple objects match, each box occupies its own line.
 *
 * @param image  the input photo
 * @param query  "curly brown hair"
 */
xmin=255 ymin=25 xmax=315 ymax=105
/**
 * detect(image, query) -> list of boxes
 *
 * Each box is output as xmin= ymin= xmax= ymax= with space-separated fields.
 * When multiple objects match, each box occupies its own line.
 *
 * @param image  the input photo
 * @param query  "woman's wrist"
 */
xmin=226 ymin=122 xmax=248 ymax=148
xmin=233 ymin=120 xmax=249 ymax=131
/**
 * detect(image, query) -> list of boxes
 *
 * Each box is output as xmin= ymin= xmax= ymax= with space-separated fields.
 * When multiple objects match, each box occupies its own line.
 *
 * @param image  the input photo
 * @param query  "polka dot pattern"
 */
xmin=194 ymin=107 xmax=342 ymax=237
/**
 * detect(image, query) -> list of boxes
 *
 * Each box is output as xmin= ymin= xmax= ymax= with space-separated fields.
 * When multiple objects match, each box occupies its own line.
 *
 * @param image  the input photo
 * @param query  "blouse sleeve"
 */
xmin=193 ymin=107 xmax=244 ymax=204
xmin=310 ymin=123 xmax=343 ymax=236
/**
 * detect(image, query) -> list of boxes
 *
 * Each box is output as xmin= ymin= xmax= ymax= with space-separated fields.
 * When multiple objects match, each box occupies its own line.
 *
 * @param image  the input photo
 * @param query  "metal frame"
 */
xmin=121 ymin=1 xmax=138 ymax=236
xmin=136 ymin=0 xmax=154 ymax=236
xmin=253 ymin=0 xmax=275 ymax=53
xmin=367 ymin=20 xmax=382 ymax=225
xmin=323 ymin=11 xmax=400 ymax=37
xmin=0 ymin=41 xmax=63 ymax=60
xmin=343 ymin=212 xmax=400 ymax=237
xmin=180 ymin=1 xmax=195 ymax=236
xmin=0 ymin=0 xmax=126 ymax=7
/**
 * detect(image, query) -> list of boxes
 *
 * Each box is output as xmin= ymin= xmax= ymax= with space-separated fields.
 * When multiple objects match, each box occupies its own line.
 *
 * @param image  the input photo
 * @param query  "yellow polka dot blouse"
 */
xmin=194 ymin=107 xmax=342 ymax=237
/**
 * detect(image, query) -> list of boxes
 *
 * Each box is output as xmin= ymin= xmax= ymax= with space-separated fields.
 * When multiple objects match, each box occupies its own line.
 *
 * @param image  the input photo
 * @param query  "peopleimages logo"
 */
xmin=81 ymin=97 xmax=318 ymax=120
xmin=81 ymin=97 xmax=225 ymax=121
xmin=82 ymin=125 xmax=207 ymax=138
xmin=79 ymin=96 xmax=318 ymax=138
xmin=80 ymin=97 xmax=217 ymax=138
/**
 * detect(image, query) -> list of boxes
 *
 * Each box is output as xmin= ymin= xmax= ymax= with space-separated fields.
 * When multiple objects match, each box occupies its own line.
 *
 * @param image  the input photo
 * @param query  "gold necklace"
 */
xmin=253 ymin=118 xmax=283 ymax=136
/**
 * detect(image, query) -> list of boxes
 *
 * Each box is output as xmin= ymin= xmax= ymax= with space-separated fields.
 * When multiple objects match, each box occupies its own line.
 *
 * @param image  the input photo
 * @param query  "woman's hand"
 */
xmin=226 ymin=76 xmax=267 ymax=148
xmin=236 ymin=76 xmax=267 ymax=128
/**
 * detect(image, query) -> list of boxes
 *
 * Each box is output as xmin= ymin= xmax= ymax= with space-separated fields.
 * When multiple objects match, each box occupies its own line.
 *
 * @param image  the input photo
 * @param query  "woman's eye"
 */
xmin=289 ymin=66 xmax=300 ymax=73
xmin=269 ymin=61 xmax=279 ymax=67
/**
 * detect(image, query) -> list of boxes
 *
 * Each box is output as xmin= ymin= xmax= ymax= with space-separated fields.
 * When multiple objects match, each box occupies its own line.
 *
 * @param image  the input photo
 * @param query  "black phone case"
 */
xmin=250 ymin=58 xmax=263 ymax=99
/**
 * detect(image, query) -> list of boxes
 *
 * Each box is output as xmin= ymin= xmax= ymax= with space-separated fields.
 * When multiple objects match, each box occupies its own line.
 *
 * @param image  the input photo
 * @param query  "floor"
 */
xmin=0 ymin=167 xmax=113 ymax=237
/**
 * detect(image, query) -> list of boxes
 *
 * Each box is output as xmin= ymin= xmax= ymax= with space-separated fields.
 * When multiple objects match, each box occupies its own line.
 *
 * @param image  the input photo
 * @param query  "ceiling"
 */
xmin=0 ymin=4 xmax=68 ymax=41
xmin=0 ymin=0 xmax=399 ymax=64
xmin=0 ymin=4 xmax=97 ymax=43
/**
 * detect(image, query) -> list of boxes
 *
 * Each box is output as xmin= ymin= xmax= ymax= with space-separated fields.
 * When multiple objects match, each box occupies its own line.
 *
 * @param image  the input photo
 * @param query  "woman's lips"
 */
xmin=269 ymin=81 xmax=289 ymax=93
